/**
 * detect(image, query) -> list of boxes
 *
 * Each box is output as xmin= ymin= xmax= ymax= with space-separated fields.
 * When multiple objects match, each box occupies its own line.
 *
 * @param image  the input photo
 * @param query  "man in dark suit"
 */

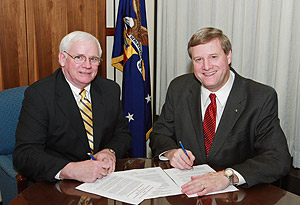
xmin=13 ymin=31 xmax=132 ymax=183
xmin=150 ymin=27 xmax=291 ymax=196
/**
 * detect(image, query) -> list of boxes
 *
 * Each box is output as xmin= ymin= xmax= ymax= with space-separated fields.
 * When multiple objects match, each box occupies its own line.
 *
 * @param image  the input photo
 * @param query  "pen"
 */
xmin=179 ymin=141 xmax=193 ymax=169
xmin=179 ymin=141 xmax=190 ymax=159
xmin=87 ymin=152 xmax=96 ymax=160
xmin=88 ymin=152 xmax=110 ymax=176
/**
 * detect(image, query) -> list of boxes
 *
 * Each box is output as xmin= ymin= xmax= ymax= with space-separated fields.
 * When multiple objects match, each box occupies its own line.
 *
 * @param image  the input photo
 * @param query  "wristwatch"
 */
xmin=224 ymin=168 xmax=235 ymax=185
xmin=108 ymin=149 xmax=116 ymax=155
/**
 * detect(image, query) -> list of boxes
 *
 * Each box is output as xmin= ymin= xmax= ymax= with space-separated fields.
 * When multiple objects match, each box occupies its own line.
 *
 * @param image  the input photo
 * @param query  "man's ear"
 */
xmin=227 ymin=50 xmax=232 ymax=65
xmin=58 ymin=52 xmax=66 ymax=67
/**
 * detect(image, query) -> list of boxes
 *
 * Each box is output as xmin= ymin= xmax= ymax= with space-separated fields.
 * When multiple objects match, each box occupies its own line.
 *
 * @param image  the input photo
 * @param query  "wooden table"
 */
xmin=10 ymin=158 xmax=300 ymax=204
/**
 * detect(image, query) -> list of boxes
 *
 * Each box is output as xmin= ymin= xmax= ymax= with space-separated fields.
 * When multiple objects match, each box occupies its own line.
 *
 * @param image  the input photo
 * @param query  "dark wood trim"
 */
xmin=106 ymin=28 xmax=116 ymax=36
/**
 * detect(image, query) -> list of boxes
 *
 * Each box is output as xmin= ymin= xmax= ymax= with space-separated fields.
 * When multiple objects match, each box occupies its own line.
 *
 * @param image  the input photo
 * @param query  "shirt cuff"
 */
xmin=158 ymin=150 xmax=170 ymax=161
xmin=55 ymin=170 xmax=62 ymax=180
xmin=231 ymin=168 xmax=246 ymax=185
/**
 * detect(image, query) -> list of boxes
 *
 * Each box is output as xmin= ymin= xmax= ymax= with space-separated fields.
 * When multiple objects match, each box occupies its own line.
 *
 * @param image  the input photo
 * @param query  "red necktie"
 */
xmin=203 ymin=93 xmax=217 ymax=155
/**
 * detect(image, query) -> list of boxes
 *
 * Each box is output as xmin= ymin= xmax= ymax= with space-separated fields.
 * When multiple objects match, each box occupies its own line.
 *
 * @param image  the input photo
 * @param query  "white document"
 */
xmin=76 ymin=172 xmax=161 ymax=205
xmin=119 ymin=167 xmax=182 ymax=199
xmin=164 ymin=164 xmax=239 ymax=197
xmin=76 ymin=164 xmax=239 ymax=204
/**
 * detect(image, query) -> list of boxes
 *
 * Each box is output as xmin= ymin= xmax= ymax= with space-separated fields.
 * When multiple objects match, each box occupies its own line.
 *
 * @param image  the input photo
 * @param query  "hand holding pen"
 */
xmin=179 ymin=141 xmax=194 ymax=169
xmin=87 ymin=152 xmax=113 ymax=177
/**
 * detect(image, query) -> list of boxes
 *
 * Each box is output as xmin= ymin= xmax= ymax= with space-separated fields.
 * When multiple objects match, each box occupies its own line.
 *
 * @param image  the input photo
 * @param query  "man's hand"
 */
xmin=181 ymin=171 xmax=230 ymax=196
xmin=94 ymin=149 xmax=116 ymax=175
xmin=164 ymin=148 xmax=195 ymax=170
xmin=60 ymin=149 xmax=116 ymax=182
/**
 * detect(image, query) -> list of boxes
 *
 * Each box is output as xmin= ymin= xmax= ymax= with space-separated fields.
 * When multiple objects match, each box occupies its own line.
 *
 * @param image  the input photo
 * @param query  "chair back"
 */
xmin=0 ymin=86 xmax=28 ymax=155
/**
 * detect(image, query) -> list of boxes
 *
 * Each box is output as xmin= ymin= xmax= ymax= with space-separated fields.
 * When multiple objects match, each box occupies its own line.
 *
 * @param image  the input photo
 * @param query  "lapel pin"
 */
xmin=235 ymin=109 xmax=238 ymax=113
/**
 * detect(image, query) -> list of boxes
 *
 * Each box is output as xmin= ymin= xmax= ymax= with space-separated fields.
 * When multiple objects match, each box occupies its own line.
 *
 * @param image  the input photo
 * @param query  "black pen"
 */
xmin=179 ymin=141 xmax=193 ymax=169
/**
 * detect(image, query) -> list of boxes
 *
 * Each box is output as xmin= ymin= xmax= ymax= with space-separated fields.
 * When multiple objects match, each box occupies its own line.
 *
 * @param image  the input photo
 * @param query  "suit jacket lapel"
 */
xmin=90 ymin=81 xmax=105 ymax=153
xmin=207 ymin=73 xmax=246 ymax=162
xmin=55 ymin=71 xmax=90 ymax=149
xmin=187 ymin=77 xmax=207 ymax=162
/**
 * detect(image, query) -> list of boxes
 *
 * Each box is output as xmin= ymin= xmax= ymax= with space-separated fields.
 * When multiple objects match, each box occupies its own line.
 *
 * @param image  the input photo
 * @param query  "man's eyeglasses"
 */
xmin=64 ymin=51 xmax=101 ymax=66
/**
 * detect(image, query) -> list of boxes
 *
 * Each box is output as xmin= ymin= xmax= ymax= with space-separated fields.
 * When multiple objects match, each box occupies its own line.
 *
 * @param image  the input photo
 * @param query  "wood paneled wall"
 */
xmin=0 ymin=0 xmax=28 ymax=90
xmin=0 ymin=0 xmax=107 ymax=91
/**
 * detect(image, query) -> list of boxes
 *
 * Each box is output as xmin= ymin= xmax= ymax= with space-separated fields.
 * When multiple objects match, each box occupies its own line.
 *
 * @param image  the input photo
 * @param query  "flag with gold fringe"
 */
xmin=111 ymin=0 xmax=152 ymax=157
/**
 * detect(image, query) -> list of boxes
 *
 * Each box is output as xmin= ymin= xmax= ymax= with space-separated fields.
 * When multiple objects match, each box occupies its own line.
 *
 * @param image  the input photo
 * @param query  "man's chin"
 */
xmin=78 ymin=75 xmax=96 ymax=82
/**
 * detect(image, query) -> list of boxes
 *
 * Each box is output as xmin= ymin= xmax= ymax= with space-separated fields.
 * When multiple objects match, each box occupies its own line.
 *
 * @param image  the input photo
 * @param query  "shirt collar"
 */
xmin=64 ymin=77 xmax=91 ymax=100
xmin=201 ymin=70 xmax=235 ymax=107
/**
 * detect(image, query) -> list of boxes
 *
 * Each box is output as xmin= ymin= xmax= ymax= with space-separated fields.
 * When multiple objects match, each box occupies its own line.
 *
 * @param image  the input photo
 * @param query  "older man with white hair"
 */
xmin=13 ymin=31 xmax=132 ymax=183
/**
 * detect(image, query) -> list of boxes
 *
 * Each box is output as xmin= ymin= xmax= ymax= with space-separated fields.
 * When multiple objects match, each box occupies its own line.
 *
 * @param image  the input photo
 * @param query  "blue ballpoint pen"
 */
xmin=179 ymin=141 xmax=193 ymax=169
xmin=179 ymin=141 xmax=190 ymax=159
xmin=87 ymin=152 xmax=96 ymax=160
xmin=88 ymin=152 xmax=110 ymax=174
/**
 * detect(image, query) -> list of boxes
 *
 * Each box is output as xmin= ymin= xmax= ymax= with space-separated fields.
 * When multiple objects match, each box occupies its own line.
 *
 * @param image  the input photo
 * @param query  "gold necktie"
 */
xmin=79 ymin=89 xmax=94 ymax=154
xmin=79 ymin=196 xmax=91 ymax=205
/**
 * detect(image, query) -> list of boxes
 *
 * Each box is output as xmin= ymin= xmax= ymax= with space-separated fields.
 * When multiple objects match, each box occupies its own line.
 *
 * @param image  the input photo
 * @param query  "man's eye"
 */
xmin=90 ymin=57 xmax=99 ymax=62
xmin=75 ymin=56 xmax=84 ymax=61
xmin=195 ymin=58 xmax=202 ymax=62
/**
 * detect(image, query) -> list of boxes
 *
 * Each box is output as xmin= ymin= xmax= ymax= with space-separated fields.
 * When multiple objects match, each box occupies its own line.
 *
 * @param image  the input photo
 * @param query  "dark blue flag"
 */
xmin=111 ymin=0 xmax=152 ymax=158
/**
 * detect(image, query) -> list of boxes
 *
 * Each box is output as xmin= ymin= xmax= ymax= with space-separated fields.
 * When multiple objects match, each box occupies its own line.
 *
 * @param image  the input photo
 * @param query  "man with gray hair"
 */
xmin=13 ymin=31 xmax=132 ymax=183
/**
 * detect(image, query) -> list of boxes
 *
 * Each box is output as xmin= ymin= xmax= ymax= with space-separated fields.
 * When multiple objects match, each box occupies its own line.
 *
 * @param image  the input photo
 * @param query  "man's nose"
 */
xmin=82 ymin=59 xmax=92 ymax=68
xmin=203 ymin=60 xmax=211 ymax=70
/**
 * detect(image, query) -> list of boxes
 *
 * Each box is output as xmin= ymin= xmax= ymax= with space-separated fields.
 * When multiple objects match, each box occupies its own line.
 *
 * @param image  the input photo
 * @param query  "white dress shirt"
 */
xmin=67 ymin=80 xmax=92 ymax=105
xmin=201 ymin=70 xmax=235 ymax=130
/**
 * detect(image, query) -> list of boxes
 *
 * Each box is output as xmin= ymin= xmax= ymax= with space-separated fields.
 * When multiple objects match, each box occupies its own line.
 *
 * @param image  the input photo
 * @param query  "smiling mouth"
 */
xmin=203 ymin=71 xmax=216 ymax=76
xmin=79 ymin=71 xmax=91 ymax=74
